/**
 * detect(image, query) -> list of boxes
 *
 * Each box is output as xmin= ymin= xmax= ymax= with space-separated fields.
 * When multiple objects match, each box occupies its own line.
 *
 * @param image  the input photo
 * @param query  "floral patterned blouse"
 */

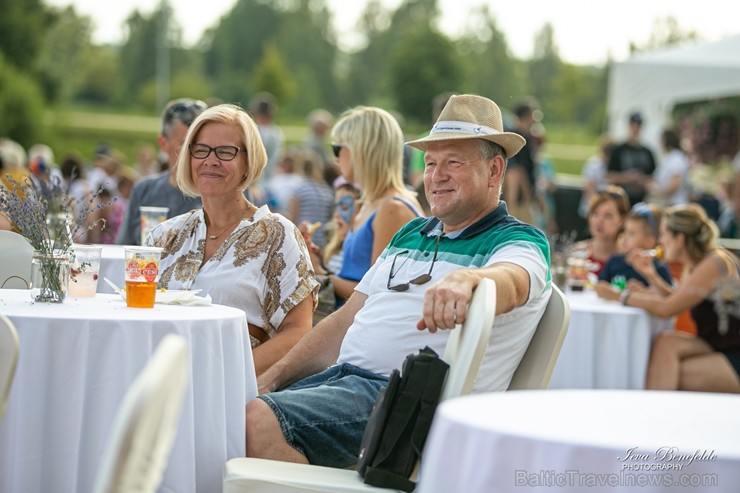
xmin=149 ymin=205 xmax=319 ymax=347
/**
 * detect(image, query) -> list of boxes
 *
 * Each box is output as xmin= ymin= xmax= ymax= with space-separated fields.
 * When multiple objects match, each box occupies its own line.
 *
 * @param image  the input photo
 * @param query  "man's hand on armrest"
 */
xmin=416 ymin=262 xmax=531 ymax=333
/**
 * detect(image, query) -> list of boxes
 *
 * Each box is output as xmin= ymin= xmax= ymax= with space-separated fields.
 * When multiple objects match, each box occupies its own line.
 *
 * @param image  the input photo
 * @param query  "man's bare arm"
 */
xmin=257 ymin=291 xmax=368 ymax=394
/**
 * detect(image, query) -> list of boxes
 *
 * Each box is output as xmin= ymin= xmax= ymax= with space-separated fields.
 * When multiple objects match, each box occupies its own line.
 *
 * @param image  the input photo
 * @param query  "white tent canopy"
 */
xmin=607 ymin=35 xmax=740 ymax=156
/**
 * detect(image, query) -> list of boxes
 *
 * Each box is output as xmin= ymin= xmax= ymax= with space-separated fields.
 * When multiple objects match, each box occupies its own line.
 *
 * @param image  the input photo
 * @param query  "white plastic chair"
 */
xmin=92 ymin=334 xmax=189 ymax=493
xmin=507 ymin=284 xmax=570 ymax=390
xmin=0 ymin=314 xmax=20 ymax=422
xmin=0 ymin=230 xmax=34 ymax=289
xmin=223 ymin=278 xmax=497 ymax=493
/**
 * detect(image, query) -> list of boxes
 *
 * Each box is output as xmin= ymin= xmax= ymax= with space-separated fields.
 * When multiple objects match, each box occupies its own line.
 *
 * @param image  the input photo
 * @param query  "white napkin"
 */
xmin=155 ymin=290 xmax=212 ymax=306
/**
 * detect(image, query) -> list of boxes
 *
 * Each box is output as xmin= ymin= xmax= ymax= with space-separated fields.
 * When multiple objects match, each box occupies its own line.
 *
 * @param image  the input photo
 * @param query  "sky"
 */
xmin=46 ymin=0 xmax=739 ymax=65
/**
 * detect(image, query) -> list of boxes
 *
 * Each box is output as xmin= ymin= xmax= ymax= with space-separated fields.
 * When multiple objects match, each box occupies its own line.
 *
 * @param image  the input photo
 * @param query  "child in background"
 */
xmin=300 ymin=182 xmax=361 ymax=323
xmin=322 ymin=183 xmax=361 ymax=275
xmin=598 ymin=202 xmax=673 ymax=290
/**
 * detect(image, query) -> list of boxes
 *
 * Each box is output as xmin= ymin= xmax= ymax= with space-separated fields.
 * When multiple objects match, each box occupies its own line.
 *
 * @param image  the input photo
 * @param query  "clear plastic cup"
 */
xmin=123 ymin=246 xmax=164 ymax=308
xmin=139 ymin=206 xmax=169 ymax=245
xmin=68 ymin=245 xmax=102 ymax=298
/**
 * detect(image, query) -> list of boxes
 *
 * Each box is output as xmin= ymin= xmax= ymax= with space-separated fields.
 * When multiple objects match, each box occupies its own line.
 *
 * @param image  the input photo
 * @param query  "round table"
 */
xmin=418 ymin=390 xmax=740 ymax=493
xmin=549 ymin=290 xmax=673 ymax=389
xmin=0 ymin=289 xmax=256 ymax=493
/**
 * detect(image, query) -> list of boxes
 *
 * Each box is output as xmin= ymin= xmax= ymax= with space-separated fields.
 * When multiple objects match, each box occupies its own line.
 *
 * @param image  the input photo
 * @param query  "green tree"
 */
xmin=528 ymin=23 xmax=562 ymax=114
xmin=35 ymin=6 xmax=94 ymax=104
xmin=344 ymin=0 xmax=440 ymax=109
xmin=630 ymin=17 xmax=701 ymax=55
xmin=0 ymin=0 xmax=45 ymax=69
xmin=203 ymin=0 xmax=280 ymax=102
xmin=274 ymin=0 xmax=339 ymax=113
xmin=251 ymin=42 xmax=297 ymax=107
xmin=118 ymin=1 xmax=182 ymax=108
xmin=75 ymin=46 xmax=121 ymax=105
xmin=203 ymin=0 xmax=337 ymax=113
xmin=390 ymin=25 xmax=461 ymax=123
xmin=549 ymin=63 xmax=607 ymax=131
xmin=341 ymin=0 xmax=393 ymax=106
xmin=0 ymin=54 xmax=45 ymax=146
xmin=456 ymin=5 xmax=524 ymax=107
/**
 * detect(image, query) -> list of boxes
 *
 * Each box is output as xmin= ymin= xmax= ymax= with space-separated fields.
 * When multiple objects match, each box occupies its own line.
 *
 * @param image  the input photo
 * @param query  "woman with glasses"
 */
xmin=573 ymin=185 xmax=630 ymax=276
xmin=148 ymin=104 xmax=318 ymax=377
xmin=596 ymin=203 xmax=740 ymax=392
xmin=328 ymin=106 xmax=423 ymax=304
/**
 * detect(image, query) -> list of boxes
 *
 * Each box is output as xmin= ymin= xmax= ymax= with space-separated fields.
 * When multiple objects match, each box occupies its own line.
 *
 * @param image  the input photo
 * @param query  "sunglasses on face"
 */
xmin=387 ymin=234 xmax=441 ymax=292
xmin=165 ymin=100 xmax=207 ymax=126
xmin=189 ymin=143 xmax=246 ymax=161
xmin=332 ymin=144 xmax=344 ymax=158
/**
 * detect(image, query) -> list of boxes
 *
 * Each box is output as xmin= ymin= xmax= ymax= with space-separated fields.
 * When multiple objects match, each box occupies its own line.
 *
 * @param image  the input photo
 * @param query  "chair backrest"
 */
xmin=441 ymin=278 xmax=496 ymax=400
xmin=507 ymin=284 xmax=570 ymax=390
xmin=0 ymin=314 xmax=20 ymax=422
xmin=0 ymin=230 xmax=34 ymax=289
xmin=92 ymin=334 xmax=189 ymax=493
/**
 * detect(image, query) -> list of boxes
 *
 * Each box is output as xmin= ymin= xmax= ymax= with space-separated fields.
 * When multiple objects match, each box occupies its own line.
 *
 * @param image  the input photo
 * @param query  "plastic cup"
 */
xmin=566 ymin=257 xmax=588 ymax=292
xmin=139 ymin=206 xmax=169 ymax=245
xmin=68 ymin=245 xmax=102 ymax=297
xmin=123 ymin=246 xmax=163 ymax=308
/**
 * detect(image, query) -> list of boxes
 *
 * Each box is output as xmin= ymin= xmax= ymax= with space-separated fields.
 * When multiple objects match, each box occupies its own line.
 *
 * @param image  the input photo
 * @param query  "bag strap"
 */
xmin=410 ymin=357 xmax=448 ymax=452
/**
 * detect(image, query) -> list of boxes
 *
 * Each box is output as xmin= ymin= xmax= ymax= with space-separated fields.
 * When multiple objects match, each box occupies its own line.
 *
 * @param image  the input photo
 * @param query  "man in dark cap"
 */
xmin=607 ymin=112 xmax=656 ymax=206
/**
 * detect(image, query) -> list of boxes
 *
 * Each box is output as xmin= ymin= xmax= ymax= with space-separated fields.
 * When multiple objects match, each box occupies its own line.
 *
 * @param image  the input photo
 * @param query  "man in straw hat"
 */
xmin=245 ymin=94 xmax=551 ymax=468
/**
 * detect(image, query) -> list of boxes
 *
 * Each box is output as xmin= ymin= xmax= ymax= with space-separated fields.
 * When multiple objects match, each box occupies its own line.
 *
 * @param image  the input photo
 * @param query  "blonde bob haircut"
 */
xmin=331 ymin=106 xmax=412 ymax=203
xmin=176 ymin=103 xmax=268 ymax=197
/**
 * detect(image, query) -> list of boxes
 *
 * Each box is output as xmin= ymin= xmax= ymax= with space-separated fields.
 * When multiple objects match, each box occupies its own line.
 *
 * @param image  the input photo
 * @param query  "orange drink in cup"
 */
xmin=123 ymin=246 xmax=163 ymax=308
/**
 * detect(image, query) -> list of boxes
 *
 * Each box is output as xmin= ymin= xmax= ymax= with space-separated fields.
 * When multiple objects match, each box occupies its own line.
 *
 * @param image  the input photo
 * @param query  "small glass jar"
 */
xmin=30 ymin=251 xmax=70 ymax=303
xmin=45 ymin=212 xmax=74 ymax=250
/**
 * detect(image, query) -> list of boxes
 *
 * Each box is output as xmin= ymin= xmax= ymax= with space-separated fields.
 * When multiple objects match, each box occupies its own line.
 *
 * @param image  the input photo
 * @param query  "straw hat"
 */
xmin=406 ymin=94 xmax=525 ymax=158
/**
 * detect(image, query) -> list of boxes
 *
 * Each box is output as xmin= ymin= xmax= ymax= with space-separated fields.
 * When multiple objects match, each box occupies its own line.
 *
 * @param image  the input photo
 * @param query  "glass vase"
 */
xmin=30 ymin=252 xmax=70 ymax=303
xmin=46 ymin=212 xmax=74 ymax=251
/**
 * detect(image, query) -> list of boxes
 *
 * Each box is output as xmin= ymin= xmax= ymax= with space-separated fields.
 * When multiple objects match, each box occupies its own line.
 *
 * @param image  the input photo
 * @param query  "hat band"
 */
xmin=430 ymin=120 xmax=502 ymax=136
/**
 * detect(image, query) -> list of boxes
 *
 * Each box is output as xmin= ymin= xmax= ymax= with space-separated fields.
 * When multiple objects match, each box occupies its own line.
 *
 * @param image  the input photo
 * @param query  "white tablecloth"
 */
xmin=97 ymin=244 xmax=126 ymax=294
xmin=549 ymin=290 xmax=673 ymax=389
xmin=0 ymin=289 xmax=257 ymax=493
xmin=418 ymin=390 xmax=740 ymax=493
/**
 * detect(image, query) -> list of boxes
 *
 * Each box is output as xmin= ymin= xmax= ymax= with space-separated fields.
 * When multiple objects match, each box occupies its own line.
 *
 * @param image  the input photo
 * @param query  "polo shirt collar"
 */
xmin=420 ymin=202 xmax=511 ymax=239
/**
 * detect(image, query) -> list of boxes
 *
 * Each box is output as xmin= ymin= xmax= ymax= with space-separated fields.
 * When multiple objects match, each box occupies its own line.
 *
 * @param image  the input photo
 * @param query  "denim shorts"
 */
xmin=258 ymin=363 xmax=389 ymax=468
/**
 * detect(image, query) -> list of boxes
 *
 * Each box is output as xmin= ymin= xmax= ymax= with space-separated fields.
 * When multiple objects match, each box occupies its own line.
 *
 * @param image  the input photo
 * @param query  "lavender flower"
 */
xmin=0 ymin=174 xmax=111 ymax=256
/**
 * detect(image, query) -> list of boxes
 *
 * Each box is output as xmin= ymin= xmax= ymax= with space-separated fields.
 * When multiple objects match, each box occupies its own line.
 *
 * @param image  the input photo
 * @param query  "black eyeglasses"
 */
xmin=189 ymin=144 xmax=246 ymax=161
xmin=387 ymin=234 xmax=441 ymax=292
xmin=332 ymin=144 xmax=344 ymax=158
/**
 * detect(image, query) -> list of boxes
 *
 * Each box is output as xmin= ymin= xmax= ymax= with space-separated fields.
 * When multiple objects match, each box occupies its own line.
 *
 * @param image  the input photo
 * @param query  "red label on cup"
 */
xmin=126 ymin=260 xmax=141 ymax=279
xmin=142 ymin=262 xmax=159 ymax=282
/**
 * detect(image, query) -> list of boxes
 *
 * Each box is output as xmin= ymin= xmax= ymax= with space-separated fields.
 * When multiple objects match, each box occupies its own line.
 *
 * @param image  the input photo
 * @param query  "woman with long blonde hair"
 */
xmin=328 ymin=106 xmax=423 ymax=303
